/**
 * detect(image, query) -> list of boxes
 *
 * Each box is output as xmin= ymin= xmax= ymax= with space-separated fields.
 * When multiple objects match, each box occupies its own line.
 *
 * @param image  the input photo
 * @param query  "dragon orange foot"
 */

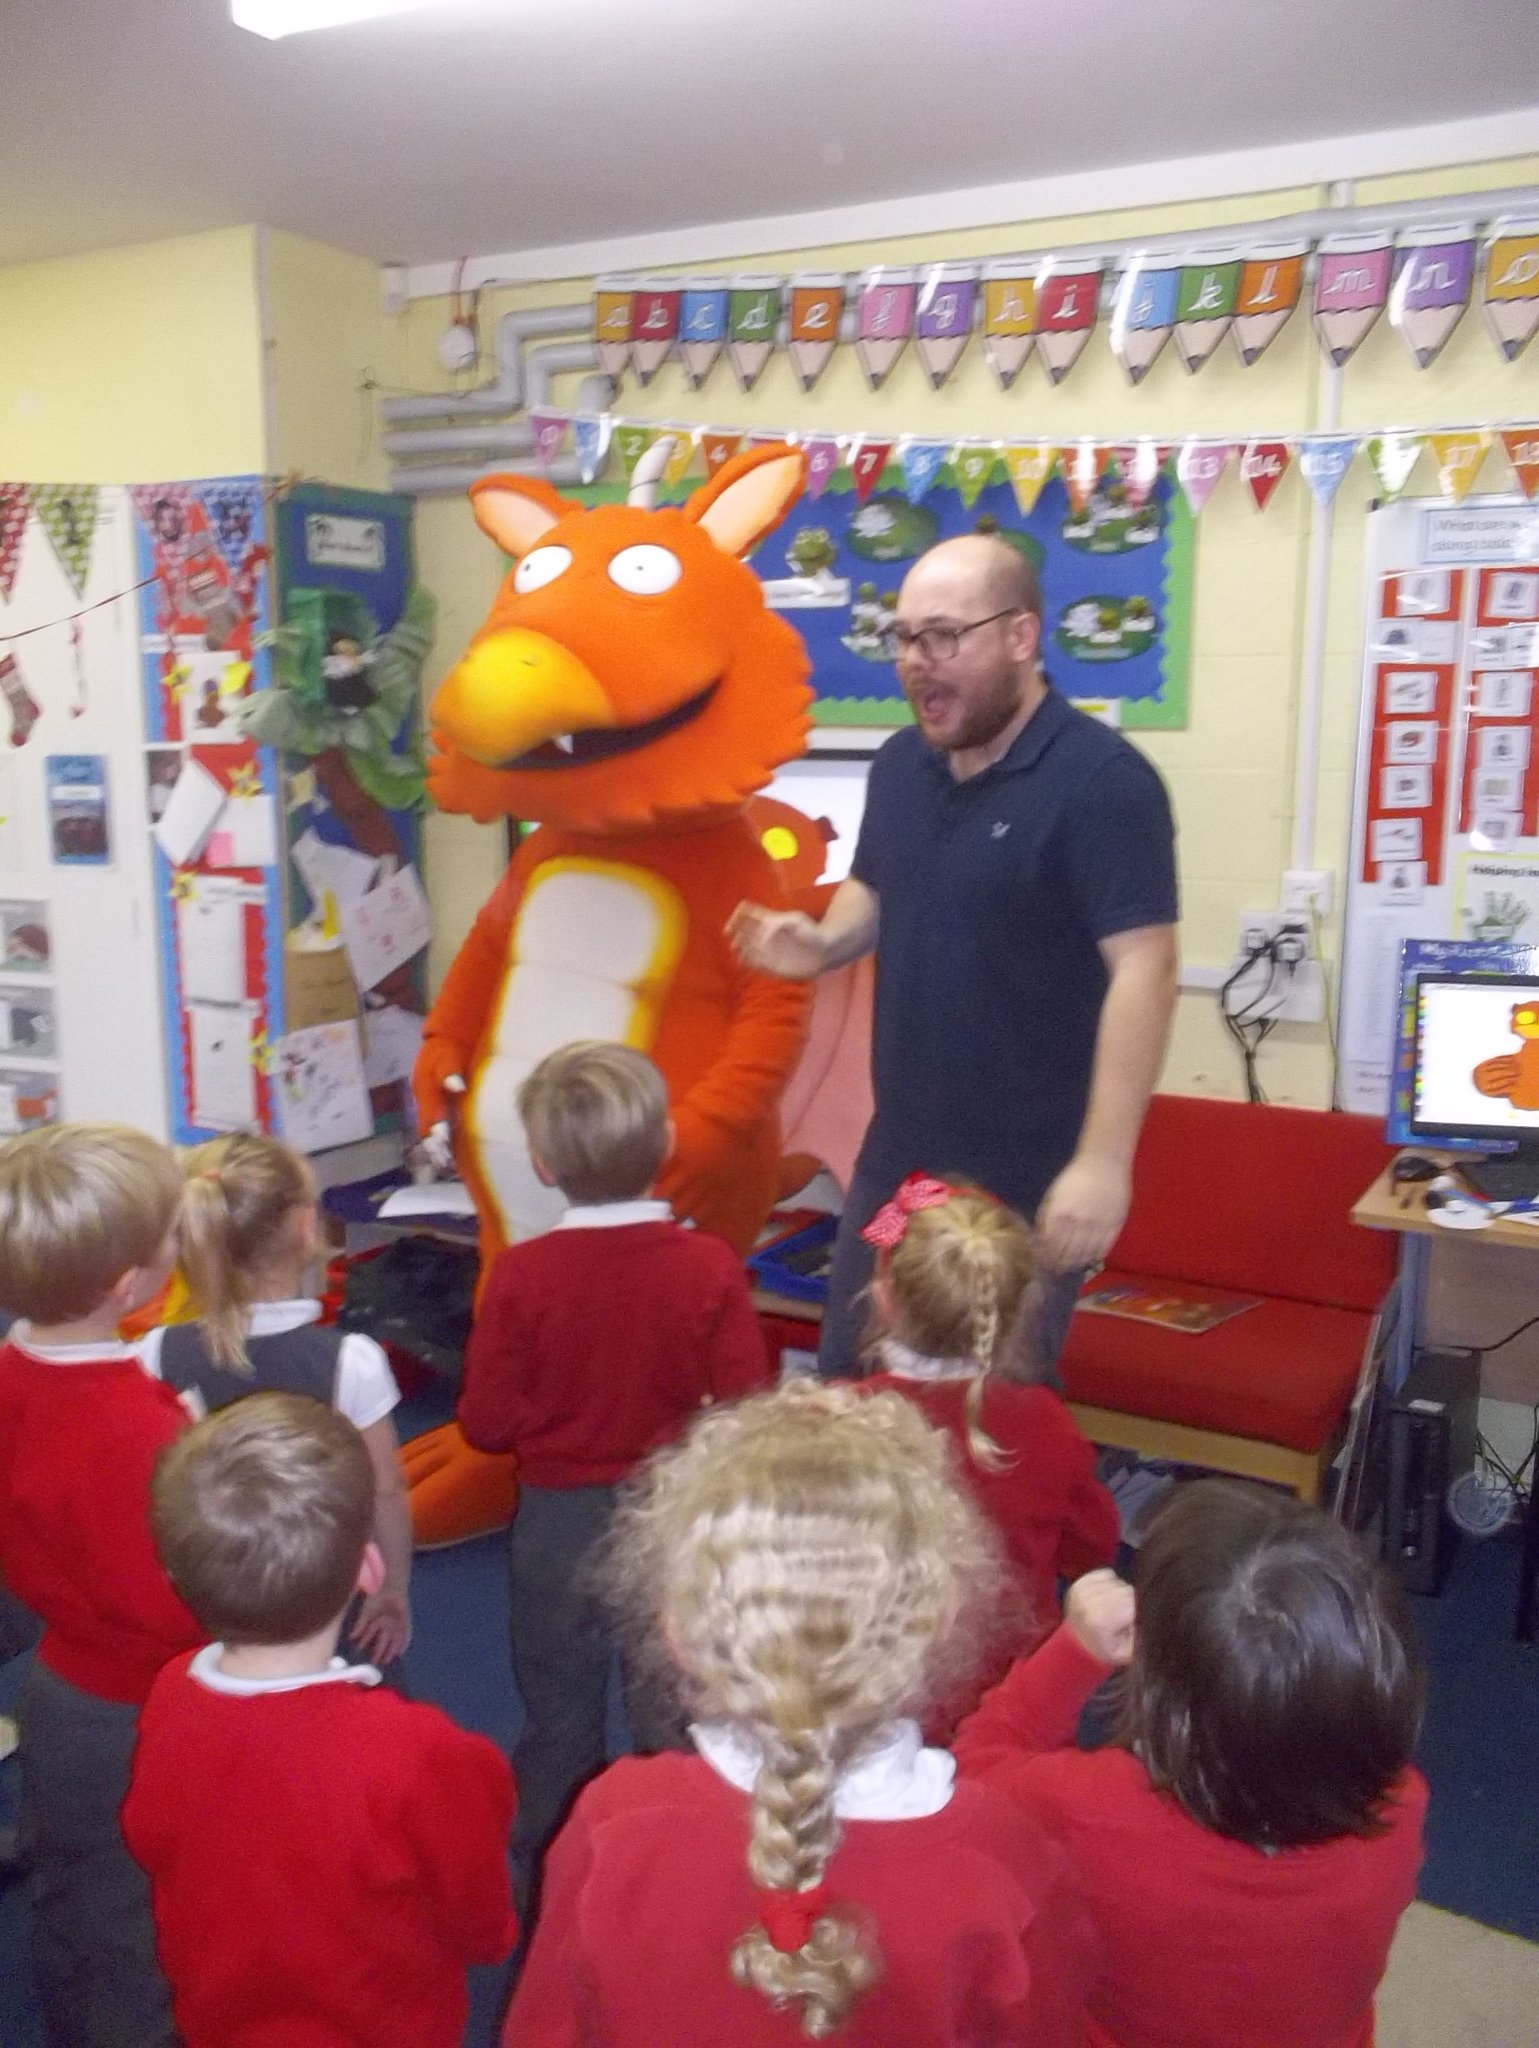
xmin=402 ymin=1424 xmax=520 ymax=1548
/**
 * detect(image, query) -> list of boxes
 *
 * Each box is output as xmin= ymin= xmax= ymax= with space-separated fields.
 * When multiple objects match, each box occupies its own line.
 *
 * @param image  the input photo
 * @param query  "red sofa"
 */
xmin=1058 ymin=1094 xmax=1397 ymax=1502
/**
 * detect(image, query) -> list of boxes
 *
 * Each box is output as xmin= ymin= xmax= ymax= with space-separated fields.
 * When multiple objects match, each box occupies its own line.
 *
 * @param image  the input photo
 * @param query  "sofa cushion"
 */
xmin=1060 ymin=1267 xmax=1375 ymax=1454
xmin=1107 ymin=1095 xmax=1396 ymax=1312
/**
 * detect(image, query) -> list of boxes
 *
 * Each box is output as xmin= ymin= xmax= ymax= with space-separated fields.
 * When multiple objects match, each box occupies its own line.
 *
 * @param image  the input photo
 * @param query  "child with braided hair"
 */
xmin=858 ymin=1174 xmax=1117 ymax=1657
xmin=505 ymin=1380 xmax=1096 ymax=2047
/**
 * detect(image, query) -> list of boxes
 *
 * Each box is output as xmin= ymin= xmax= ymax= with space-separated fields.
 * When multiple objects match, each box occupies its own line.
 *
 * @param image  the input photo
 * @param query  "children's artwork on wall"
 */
xmin=0 ymin=1068 xmax=58 ymax=1134
xmin=0 ymin=985 xmax=55 ymax=1059
xmin=272 ymin=1019 xmax=373 ymax=1154
xmin=44 ymin=753 xmax=110 ymax=865
xmin=0 ymin=901 xmax=50 ymax=972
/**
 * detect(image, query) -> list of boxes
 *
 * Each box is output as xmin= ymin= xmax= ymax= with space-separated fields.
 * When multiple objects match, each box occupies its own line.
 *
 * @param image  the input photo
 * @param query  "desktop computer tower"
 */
xmin=1382 ymin=1350 xmax=1480 ymax=1596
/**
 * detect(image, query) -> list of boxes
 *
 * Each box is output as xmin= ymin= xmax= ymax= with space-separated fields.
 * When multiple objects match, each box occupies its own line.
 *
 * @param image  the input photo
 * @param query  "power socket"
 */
xmin=1229 ymin=912 xmax=1326 ymax=1023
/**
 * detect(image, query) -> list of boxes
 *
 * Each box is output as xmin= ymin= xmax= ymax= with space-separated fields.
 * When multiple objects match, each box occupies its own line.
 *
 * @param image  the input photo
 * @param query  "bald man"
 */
xmin=730 ymin=533 xmax=1179 ymax=1380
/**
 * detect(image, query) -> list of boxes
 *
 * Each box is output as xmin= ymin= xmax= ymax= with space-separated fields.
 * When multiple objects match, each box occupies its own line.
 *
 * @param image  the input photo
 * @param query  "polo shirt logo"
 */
xmin=990 ymin=820 xmax=1011 ymax=839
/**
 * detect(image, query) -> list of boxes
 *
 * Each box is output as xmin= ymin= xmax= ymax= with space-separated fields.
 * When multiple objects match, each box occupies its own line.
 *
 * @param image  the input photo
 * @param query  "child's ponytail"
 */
xmin=177 ymin=1135 xmax=315 ymax=1373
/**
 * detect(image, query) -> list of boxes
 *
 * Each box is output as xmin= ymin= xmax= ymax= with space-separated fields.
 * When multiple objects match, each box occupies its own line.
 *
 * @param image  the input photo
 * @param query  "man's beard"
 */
xmin=910 ymin=669 xmax=1026 ymax=753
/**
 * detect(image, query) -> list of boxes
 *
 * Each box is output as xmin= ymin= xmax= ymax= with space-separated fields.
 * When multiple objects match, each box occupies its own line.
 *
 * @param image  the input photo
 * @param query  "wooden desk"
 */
xmin=1353 ymin=1154 xmax=1539 ymax=1253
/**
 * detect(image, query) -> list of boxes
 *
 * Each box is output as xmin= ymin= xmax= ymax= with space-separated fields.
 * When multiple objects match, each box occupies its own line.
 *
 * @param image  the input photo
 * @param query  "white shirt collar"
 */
xmin=875 ymin=1336 xmax=979 ymax=1385
xmin=555 ymin=1199 xmax=673 ymax=1231
xmin=247 ymin=1298 xmax=323 ymax=1336
xmin=188 ymin=1643 xmax=381 ymax=1697
xmin=7 ymin=1322 xmax=141 ymax=1365
xmin=691 ymin=1717 xmax=954 ymax=1820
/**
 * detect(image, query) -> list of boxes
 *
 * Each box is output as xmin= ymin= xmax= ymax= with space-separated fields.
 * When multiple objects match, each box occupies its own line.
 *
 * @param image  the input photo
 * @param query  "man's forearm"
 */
xmin=817 ymin=877 xmax=880 ymax=969
xmin=1076 ymin=928 xmax=1179 ymax=1168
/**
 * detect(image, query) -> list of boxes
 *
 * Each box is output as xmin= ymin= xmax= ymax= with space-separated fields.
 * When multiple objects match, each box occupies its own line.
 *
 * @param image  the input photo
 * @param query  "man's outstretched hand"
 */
xmin=726 ymin=901 xmax=829 ymax=981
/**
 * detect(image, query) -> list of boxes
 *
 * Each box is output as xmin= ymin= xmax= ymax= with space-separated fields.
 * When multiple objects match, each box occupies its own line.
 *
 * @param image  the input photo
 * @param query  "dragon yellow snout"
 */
xmin=429 ymin=628 xmax=614 ymax=766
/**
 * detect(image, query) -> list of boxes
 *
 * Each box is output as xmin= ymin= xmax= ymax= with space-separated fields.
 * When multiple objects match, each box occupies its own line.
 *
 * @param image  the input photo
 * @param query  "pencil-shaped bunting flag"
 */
xmin=1004 ymin=443 xmax=1056 ymax=515
xmin=981 ymin=261 xmax=1036 ymax=388
xmin=1173 ymin=251 xmax=1241 ymax=373
xmin=593 ymin=276 xmax=635 ymax=379
xmin=1482 ymin=219 xmax=1539 ymax=363
xmin=1239 ymin=440 xmax=1291 ymax=511
xmin=951 ymin=443 xmax=999 ymax=509
xmin=856 ymin=268 xmax=918 ymax=389
xmin=914 ymin=264 xmax=978 ymax=388
xmin=1232 ymin=241 xmax=1304 ymax=365
xmin=1428 ymin=431 xmax=1491 ymax=503
xmin=679 ymin=279 xmax=729 ymax=388
xmin=1388 ymin=223 xmax=1476 ymax=370
xmin=1034 ymin=257 xmax=1102 ymax=383
xmin=728 ymin=277 xmax=783 ymax=391
xmin=1109 ymin=254 xmax=1180 ymax=385
xmin=629 ymin=279 xmax=682 ymax=385
xmin=789 ymin=273 xmax=845 ymax=391
xmin=1313 ymin=232 xmax=1392 ymax=368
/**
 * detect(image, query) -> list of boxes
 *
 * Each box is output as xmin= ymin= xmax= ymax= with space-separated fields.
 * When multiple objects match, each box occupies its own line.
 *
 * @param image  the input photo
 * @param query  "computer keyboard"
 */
xmin=1458 ymin=1155 xmax=1539 ymax=1204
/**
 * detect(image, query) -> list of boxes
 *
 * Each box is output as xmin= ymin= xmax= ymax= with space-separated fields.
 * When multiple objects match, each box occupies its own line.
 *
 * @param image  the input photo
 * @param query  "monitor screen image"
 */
xmin=1411 ymin=974 xmax=1539 ymax=1141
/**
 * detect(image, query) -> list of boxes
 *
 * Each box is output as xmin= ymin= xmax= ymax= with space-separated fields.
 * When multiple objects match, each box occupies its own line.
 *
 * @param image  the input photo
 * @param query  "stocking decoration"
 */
xmin=0 ymin=654 xmax=40 ymax=748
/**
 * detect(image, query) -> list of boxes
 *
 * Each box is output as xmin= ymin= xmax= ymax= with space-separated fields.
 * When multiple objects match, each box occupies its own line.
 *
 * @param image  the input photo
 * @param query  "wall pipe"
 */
xmin=381 ymin=303 xmax=594 ymax=422
xmin=382 ymin=342 xmax=607 ymax=459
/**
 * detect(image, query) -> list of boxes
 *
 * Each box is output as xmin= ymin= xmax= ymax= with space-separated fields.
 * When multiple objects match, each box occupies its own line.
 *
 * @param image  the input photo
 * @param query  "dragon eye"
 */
xmin=607 ymin=545 xmax=682 ymax=596
xmin=514 ymin=546 xmax=572 ymax=594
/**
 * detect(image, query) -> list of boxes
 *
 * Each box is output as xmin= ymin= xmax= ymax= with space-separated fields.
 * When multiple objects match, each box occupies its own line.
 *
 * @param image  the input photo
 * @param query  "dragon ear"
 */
xmin=685 ymin=444 xmax=807 ymax=559
xmin=468 ymin=473 xmax=576 ymax=558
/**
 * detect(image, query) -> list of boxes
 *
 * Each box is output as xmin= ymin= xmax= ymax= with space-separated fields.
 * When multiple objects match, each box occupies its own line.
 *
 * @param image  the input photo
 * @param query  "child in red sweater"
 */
xmin=0 ymin=1122 xmax=197 ymax=2048
xmin=954 ymin=1480 xmax=1427 ymax=2048
xmin=507 ymin=1380 xmax=1096 ymax=2047
xmin=858 ymin=1175 xmax=1118 ymax=1653
xmin=124 ymin=1391 xmax=516 ymax=2048
xmin=458 ymin=1041 xmax=772 ymax=1916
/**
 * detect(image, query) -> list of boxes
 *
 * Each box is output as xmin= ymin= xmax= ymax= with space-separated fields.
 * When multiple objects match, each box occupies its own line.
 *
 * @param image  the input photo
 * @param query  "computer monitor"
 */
xmin=1411 ymin=971 xmax=1539 ymax=1195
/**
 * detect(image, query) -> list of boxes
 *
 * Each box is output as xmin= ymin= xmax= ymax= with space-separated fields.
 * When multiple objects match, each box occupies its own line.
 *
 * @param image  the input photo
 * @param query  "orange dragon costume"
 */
xmin=405 ymin=441 xmax=832 ymax=1544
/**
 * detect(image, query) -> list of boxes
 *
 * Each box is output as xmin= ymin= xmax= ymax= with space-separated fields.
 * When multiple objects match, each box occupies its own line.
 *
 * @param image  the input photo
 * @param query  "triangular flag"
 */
xmin=1500 ymin=428 xmax=1539 ymax=500
xmin=1111 ymin=440 xmax=1163 ymax=511
xmin=661 ymin=429 xmax=699 ymax=487
xmin=900 ymin=439 xmax=949 ymax=504
xmin=612 ymin=423 xmax=657 ymax=480
xmin=193 ymin=484 xmax=258 ymax=573
xmin=1003 ymin=444 xmax=1055 ymax=517
xmin=951 ymin=443 xmax=998 ymax=509
xmin=1174 ymin=441 xmax=1233 ymax=516
xmin=1239 ymin=440 xmax=1292 ymax=511
xmin=1366 ymin=432 xmax=1423 ymax=501
xmin=573 ymin=414 xmax=613 ymax=485
xmin=700 ymin=431 xmax=745 ymax=479
xmin=1059 ymin=441 xmax=1108 ymax=516
xmin=0 ymin=486 xmax=30 ymax=601
xmin=802 ymin=436 xmax=841 ymax=500
xmin=30 ymin=485 xmax=100 ymax=597
xmin=528 ymin=410 xmax=570 ymax=475
xmin=848 ymin=438 xmax=894 ymax=505
xmin=1299 ymin=437 xmax=1358 ymax=507
xmin=1428 ymin=430 xmax=1492 ymax=502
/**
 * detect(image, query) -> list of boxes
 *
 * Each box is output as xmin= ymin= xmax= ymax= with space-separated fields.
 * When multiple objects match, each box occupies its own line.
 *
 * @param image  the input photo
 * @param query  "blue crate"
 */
xmin=748 ymin=1212 xmax=838 ymax=1303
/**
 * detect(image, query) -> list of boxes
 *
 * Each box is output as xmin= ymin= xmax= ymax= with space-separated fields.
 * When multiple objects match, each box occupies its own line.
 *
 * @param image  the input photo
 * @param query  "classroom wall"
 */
xmin=385 ymin=153 xmax=1539 ymax=1052
xmin=258 ymin=227 xmax=390 ymax=492
xmin=0 ymin=227 xmax=267 ymax=481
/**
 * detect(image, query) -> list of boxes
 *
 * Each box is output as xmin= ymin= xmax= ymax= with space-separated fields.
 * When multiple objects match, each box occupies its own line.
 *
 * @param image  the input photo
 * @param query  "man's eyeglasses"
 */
xmin=889 ymin=609 xmax=1022 ymax=665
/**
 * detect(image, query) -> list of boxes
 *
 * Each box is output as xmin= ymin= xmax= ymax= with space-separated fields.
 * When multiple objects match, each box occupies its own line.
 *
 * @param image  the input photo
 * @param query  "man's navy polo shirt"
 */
xmin=849 ymin=686 xmax=1178 ymax=1218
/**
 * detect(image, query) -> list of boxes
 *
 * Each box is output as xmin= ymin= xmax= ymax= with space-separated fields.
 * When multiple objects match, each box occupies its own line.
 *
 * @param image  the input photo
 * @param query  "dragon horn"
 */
xmin=627 ymin=435 xmax=679 ymax=508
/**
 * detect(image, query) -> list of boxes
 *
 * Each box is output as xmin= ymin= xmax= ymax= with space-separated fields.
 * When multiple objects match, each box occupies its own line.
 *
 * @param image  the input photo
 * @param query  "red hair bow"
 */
xmin=756 ymin=1882 xmax=832 ymax=1954
xmin=860 ymin=1172 xmax=953 ymax=1251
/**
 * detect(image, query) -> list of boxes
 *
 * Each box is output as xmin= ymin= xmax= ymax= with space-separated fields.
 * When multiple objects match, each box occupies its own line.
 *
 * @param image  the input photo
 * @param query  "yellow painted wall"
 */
xmin=392 ymin=156 xmax=1539 ymax=1078
xmin=0 ymin=228 xmax=266 ymax=481
xmin=260 ymin=227 xmax=389 ymax=491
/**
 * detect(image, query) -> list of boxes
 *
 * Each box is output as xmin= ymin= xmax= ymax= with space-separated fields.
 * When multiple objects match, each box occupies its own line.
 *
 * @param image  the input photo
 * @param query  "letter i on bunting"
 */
xmin=1233 ymin=241 xmax=1304 ymax=365
xmin=679 ymin=278 xmax=729 ymax=387
xmin=1173 ymin=250 xmax=1241 ymax=373
xmin=914 ymin=264 xmax=978 ymax=388
xmin=630 ymin=279 xmax=681 ymax=385
xmin=728 ymin=277 xmax=783 ymax=390
xmin=981 ymin=261 xmax=1036 ymax=388
xmin=789 ymin=273 xmax=845 ymax=392
xmin=1389 ymin=223 xmax=1476 ymax=369
xmin=1482 ymin=217 xmax=1539 ymax=362
xmin=856 ymin=268 xmax=918 ymax=389
xmin=593 ymin=275 xmax=635 ymax=378
xmin=1034 ymin=256 xmax=1102 ymax=383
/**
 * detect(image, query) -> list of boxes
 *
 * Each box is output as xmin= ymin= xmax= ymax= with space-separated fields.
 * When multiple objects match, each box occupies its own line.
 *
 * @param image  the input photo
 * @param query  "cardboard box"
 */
xmin=284 ymin=938 xmax=359 ymax=1030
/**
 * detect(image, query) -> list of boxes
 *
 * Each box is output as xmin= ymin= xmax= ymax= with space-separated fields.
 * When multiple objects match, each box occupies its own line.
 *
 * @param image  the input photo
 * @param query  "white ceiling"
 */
xmin=5 ymin=0 xmax=1539 ymax=272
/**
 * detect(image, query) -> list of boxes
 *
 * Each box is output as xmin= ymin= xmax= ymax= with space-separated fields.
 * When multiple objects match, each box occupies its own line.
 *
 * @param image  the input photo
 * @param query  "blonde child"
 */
xmin=506 ymin=1381 xmax=1096 ymax=2047
xmin=0 ymin=1123 xmax=200 ymax=2048
xmin=859 ymin=1174 xmax=1118 ymax=1653
xmin=125 ymin=1392 xmax=516 ymax=2047
xmin=138 ymin=1133 xmax=412 ymax=1668
xmin=954 ymin=1479 xmax=1426 ymax=2048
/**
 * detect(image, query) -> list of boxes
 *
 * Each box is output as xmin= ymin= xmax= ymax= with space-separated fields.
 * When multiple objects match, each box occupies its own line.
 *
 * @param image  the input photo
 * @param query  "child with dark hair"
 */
xmin=124 ymin=1393 xmax=516 ymax=2048
xmin=954 ymin=1478 xmax=1426 ymax=2048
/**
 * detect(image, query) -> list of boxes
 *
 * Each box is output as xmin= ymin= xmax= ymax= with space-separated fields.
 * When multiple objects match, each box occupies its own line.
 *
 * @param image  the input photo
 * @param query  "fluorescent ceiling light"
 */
xmin=232 ymin=0 xmax=444 ymax=38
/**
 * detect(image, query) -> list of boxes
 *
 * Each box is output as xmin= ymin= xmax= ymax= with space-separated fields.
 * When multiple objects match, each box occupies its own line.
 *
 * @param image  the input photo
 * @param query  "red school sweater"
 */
xmin=123 ymin=1652 xmax=517 ymax=2048
xmin=458 ymin=1221 xmax=772 ymax=1487
xmin=860 ymin=1372 xmax=1120 ymax=1649
xmin=953 ymin=1627 xmax=1427 ymax=2048
xmin=0 ymin=1337 xmax=201 ymax=1704
xmin=505 ymin=1748 xmax=1099 ymax=2048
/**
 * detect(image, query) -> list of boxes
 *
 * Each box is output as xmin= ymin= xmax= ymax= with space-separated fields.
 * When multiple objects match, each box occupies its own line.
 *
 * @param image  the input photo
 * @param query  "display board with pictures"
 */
xmin=1340 ymin=495 xmax=1539 ymax=1114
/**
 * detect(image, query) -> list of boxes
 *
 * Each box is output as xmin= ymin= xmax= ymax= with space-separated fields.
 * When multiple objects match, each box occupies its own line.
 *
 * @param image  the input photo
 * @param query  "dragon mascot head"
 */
xmin=406 ymin=441 xmax=834 ymax=1543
